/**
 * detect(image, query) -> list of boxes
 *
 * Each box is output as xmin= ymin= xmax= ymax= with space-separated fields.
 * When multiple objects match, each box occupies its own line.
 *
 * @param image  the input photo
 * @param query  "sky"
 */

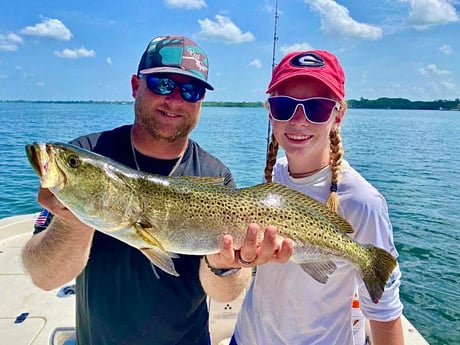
xmin=0 ymin=0 xmax=459 ymax=102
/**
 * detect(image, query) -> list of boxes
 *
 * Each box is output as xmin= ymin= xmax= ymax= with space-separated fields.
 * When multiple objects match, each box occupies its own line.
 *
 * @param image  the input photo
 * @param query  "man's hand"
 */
xmin=38 ymin=188 xmax=77 ymax=220
xmin=206 ymin=223 xmax=294 ymax=269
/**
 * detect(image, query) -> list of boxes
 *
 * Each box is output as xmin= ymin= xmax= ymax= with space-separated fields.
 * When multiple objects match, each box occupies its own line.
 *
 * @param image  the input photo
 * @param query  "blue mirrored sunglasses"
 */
xmin=139 ymin=74 xmax=205 ymax=103
xmin=267 ymin=96 xmax=340 ymax=124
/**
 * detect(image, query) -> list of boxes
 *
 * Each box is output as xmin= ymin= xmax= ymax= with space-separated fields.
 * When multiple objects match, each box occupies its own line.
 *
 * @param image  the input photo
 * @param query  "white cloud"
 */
xmin=248 ymin=59 xmax=262 ymax=68
xmin=54 ymin=47 xmax=95 ymax=59
xmin=403 ymin=0 xmax=459 ymax=28
xmin=280 ymin=43 xmax=314 ymax=55
xmin=197 ymin=15 xmax=255 ymax=43
xmin=439 ymin=44 xmax=453 ymax=55
xmin=419 ymin=64 xmax=451 ymax=77
xmin=420 ymin=79 xmax=458 ymax=99
xmin=19 ymin=18 xmax=72 ymax=41
xmin=441 ymin=80 xmax=456 ymax=90
xmin=0 ymin=32 xmax=23 ymax=51
xmin=304 ymin=0 xmax=383 ymax=40
xmin=164 ymin=0 xmax=206 ymax=9
xmin=106 ymin=57 xmax=113 ymax=64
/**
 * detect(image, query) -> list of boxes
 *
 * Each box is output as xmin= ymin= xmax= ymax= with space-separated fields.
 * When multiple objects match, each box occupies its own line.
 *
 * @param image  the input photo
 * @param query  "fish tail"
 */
xmin=361 ymin=246 xmax=397 ymax=304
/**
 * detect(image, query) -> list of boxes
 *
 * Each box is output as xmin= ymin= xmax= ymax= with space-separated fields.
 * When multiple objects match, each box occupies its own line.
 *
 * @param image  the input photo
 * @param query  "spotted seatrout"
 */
xmin=25 ymin=142 xmax=397 ymax=303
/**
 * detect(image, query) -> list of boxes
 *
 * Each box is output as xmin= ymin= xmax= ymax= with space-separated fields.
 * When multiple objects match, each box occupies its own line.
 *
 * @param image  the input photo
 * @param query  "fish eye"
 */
xmin=68 ymin=155 xmax=81 ymax=168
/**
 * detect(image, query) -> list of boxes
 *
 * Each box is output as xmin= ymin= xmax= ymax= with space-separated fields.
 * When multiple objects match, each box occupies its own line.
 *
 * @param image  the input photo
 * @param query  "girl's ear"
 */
xmin=333 ymin=107 xmax=345 ymax=128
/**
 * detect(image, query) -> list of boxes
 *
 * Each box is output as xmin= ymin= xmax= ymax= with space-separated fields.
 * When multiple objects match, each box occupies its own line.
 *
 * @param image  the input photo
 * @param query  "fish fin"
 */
xmin=167 ymin=252 xmax=181 ymax=259
xmin=134 ymin=224 xmax=179 ymax=276
xmin=135 ymin=222 xmax=179 ymax=260
xmin=299 ymin=260 xmax=337 ymax=284
xmin=135 ymin=222 xmax=165 ymax=247
xmin=137 ymin=220 xmax=153 ymax=229
xmin=361 ymin=245 xmax=397 ymax=303
xmin=140 ymin=247 xmax=179 ymax=276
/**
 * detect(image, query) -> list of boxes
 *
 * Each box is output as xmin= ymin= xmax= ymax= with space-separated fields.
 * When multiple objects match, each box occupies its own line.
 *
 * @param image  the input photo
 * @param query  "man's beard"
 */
xmin=141 ymin=117 xmax=194 ymax=143
xmin=135 ymin=103 xmax=197 ymax=143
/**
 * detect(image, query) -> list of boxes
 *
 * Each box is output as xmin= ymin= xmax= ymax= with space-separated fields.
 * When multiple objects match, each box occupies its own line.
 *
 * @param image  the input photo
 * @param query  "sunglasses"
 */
xmin=267 ymin=96 xmax=340 ymax=124
xmin=139 ymin=74 xmax=206 ymax=103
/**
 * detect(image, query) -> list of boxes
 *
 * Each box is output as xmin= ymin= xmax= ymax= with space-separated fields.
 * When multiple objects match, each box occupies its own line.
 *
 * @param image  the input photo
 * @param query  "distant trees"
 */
xmin=202 ymin=101 xmax=264 ymax=108
xmin=348 ymin=97 xmax=460 ymax=110
xmin=1 ymin=99 xmax=459 ymax=110
xmin=203 ymin=98 xmax=460 ymax=110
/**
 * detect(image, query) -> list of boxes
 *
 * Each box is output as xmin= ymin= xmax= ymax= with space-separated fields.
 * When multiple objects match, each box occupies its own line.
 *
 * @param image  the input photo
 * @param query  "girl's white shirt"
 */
xmin=233 ymin=157 xmax=403 ymax=345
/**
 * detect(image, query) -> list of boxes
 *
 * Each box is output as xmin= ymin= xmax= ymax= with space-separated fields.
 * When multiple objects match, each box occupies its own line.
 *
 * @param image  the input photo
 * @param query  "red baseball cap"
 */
xmin=267 ymin=50 xmax=345 ymax=99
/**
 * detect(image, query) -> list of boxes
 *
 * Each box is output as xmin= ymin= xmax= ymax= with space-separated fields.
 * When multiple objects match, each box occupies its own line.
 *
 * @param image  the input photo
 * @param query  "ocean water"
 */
xmin=0 ymin=103 xmax=459 ymax=344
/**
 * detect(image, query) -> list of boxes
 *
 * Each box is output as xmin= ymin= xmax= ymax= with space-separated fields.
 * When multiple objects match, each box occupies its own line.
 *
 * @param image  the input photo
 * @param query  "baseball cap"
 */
xmin=137 ymin=35 xmax=214 ymax=90
xmin=267 ymin=50 xmax=345 ymax=99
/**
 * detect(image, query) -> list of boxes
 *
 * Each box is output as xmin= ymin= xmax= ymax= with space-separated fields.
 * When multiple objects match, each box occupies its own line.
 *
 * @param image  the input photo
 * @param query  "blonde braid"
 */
xmin=325 ymin=128 xmax=342 ymax=212
xmin=325 ymin=101 xmax=346 ymax=213
xmin=264 ymin=132 xmax=279 ymax=183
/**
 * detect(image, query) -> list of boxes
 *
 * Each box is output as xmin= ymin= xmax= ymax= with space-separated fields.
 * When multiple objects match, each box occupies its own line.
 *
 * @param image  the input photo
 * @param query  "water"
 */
xmin=0 ymin=103 xmax=459 ymax=344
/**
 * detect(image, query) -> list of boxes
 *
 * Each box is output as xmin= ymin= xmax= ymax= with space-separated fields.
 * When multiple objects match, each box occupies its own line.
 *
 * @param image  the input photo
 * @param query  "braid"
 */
xmin=325 ymin=100 xmax=347 ymax=213
xmin=264 ymin=132 xmax=279 ymax=183
xmin=326 ymin=126 xmax=344 ymax=213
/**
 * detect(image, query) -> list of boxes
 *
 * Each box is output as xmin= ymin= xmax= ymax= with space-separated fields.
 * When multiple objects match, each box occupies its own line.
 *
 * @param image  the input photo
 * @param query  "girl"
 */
xmin=231 ymin=50 xmax=404 ymax=345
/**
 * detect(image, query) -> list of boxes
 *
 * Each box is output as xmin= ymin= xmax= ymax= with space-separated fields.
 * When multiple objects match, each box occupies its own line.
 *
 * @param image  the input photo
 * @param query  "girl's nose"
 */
xmin=290 ymin=104 xmax=309 ymax=124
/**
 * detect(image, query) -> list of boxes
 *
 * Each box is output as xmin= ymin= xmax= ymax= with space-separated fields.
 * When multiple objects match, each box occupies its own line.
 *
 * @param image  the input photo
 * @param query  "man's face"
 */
xmin=132 ymin=73 xmax=204 ymax=143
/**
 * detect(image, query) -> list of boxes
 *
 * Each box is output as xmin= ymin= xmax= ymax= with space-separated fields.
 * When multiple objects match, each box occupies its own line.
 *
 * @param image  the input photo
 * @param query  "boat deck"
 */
xmin=0 ymin=214 xmax=75 ymax=345
xmin=0 ymin=214 xmax=429 ymax=344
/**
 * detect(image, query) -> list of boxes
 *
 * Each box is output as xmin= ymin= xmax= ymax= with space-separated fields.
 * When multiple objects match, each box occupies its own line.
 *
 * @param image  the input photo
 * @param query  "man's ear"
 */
xmin=131 ymin=75 xmax=140 ymax=98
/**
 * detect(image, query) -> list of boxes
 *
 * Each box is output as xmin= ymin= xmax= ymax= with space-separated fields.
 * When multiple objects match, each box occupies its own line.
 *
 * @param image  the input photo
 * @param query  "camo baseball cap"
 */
xmin=267 ymin=50 xmax=345 ymax=99
xmin=137 ymin=35 xmax=213 ymax=90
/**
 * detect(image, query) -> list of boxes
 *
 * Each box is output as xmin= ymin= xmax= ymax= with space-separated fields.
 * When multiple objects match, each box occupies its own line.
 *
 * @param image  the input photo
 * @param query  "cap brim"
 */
xmin=139 ymin=67 xmax=214 ymax=90
xmin=266 ymin=73 xmax=343 ymax=99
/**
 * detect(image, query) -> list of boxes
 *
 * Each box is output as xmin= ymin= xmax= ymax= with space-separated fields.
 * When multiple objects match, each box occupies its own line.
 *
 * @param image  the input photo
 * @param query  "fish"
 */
xmin=25 ymin=142 xmax=397 ymax=303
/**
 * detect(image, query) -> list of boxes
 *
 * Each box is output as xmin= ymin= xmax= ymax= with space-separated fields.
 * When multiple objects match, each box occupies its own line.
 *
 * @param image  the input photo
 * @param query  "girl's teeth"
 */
xmin=287 ymin=134 xmax=309 ymax=140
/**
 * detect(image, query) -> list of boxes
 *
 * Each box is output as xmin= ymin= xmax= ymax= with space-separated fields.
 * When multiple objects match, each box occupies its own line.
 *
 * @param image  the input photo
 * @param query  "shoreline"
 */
xmin=0 ymin=99 xmax=459 ymax=111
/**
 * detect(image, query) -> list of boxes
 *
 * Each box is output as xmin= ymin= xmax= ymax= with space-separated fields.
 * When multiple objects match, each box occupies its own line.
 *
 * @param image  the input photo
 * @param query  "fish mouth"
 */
xmin=25 ymin=142 xmax=64 ymax=189
xmin=25 ymin=143 xmax=49 ymax=178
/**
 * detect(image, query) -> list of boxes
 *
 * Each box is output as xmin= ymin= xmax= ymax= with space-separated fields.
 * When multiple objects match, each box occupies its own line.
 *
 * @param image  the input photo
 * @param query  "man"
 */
xmin=22 ymin=35 xmax=292 ymax=345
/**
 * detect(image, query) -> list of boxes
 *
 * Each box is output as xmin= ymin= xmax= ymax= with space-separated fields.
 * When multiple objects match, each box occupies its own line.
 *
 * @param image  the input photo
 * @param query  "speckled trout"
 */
xmin=25 ymin=142 xmax=396 ymax=303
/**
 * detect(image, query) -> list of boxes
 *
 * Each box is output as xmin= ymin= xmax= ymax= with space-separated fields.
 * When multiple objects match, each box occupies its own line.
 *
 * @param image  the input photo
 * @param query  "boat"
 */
xmin=1 ymin=213 xmax=430 ymax=344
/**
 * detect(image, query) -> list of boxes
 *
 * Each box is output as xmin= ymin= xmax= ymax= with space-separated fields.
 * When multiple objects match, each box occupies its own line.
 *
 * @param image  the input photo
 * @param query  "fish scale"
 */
xmin=25 ymin=141 xmax=397 ymax=303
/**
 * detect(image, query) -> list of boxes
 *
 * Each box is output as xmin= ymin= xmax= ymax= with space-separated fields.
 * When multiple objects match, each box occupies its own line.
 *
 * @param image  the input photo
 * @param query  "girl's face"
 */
xmin=270 ymin=77 xmax=344 ymax=172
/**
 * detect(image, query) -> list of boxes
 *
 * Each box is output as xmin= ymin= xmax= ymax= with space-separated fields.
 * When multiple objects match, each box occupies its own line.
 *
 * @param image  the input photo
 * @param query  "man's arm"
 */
xmin=199 ymin=259 xmax=252 ymax=302
xmin=200 ymin=224 xmax=293 ymax=302
xmin=199 ymin=234 xmax=252 ymax=302
xmin=369 ymin=317 xmax=404 ymax=345
xmin=21 ymin=188 xmax=95 ymax=290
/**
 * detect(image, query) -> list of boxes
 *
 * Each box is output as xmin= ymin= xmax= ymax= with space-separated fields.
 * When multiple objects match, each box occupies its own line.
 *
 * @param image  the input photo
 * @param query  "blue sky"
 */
xmin=0 ymin=0 xmax=459 ymax=102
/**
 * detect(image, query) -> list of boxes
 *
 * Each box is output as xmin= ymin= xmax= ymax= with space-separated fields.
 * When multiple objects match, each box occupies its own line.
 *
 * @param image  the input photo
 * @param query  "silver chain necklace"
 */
xmin=130 ymin=127 xmax=183 ymax=177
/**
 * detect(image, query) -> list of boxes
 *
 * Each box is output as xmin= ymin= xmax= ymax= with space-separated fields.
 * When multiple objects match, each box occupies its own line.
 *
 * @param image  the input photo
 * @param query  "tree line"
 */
xmin=1 ymin=98 xmax=459 ymax=110
xmin=347 ymin=97 xmax=460 ymax=110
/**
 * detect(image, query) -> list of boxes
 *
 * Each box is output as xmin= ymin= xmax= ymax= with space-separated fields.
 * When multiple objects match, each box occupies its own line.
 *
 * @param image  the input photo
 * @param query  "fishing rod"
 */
xmin=271 ymin=0 xmax=279 ymax=71
xmin=266 ymin=0 xmax=279 ymax=156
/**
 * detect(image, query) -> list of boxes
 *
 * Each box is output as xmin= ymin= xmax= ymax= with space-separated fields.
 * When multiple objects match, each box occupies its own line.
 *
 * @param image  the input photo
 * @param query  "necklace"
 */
xmin=288 ymin=164 xmax=329 ymax=178
xmin=130 ymin=128 xmax=183 ymax=177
